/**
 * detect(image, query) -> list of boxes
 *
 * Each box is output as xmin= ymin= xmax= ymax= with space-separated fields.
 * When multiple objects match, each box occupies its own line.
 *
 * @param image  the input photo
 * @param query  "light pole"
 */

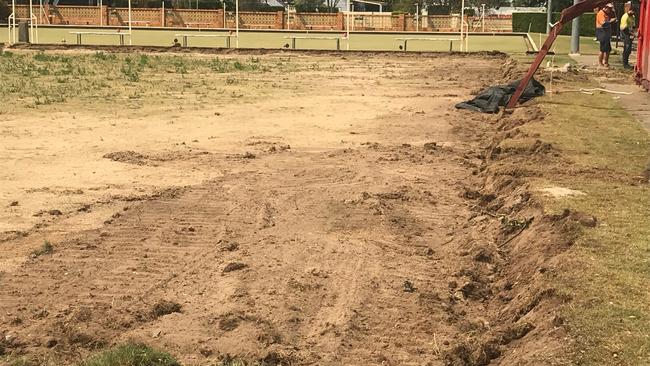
xmin=481 ymin=3 xmax=485 ymax=32
xmin=546 ymin=0 xmax=552 ymax=33
xmin=460 ymin=0 xmax=465 ymax=51
xmin=414 ymin=3 xmax=419 ymax=32
xmin=570 ymin=0 xmax=580 ymax=54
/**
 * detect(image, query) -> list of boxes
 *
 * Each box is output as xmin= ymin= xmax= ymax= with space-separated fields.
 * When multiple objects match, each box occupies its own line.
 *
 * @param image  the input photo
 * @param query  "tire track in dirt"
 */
xmin=0 ymin=54 xmax=522 ymax=365
xmin=0 ymin=144 xmax=480 ymax=365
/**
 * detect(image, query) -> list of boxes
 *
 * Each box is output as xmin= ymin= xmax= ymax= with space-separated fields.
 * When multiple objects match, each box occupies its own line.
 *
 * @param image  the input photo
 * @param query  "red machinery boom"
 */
xmin=505 ymin=0 xmax=611 ymax=109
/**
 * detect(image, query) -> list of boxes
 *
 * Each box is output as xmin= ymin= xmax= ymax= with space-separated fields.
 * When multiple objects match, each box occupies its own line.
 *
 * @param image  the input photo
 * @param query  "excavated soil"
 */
xmin=0 ymin=52 xmax=572 ymax=365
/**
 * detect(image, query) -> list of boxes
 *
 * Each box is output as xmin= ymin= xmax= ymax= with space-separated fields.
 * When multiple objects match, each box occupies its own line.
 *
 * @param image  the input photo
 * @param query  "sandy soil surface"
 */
xmin=0 ymin=51 xmax=533 ymax=365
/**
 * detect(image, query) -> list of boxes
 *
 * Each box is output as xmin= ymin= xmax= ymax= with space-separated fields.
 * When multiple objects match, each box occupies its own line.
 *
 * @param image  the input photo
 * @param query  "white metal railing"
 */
xmin=7 ymin=0 xmax=39 ymax=45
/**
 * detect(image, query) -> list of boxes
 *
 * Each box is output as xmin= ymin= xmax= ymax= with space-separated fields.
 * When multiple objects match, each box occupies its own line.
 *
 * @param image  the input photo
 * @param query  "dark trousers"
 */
xmin=622 ymin=29 xmax=633 ymax=66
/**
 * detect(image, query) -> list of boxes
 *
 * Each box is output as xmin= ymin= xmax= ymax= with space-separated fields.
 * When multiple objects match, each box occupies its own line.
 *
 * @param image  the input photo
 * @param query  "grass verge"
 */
xmin=79 ymin=343 xmax=180 ymax=366
xmin=519 ymin=88 xmax=650 ymax=364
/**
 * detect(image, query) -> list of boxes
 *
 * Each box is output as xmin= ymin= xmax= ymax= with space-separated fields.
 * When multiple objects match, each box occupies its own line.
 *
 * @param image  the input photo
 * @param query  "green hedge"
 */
xmin=512 ymin=12 xmax=597 ymax=37
xmin=0 ymin=0 xmax=9 ymax=23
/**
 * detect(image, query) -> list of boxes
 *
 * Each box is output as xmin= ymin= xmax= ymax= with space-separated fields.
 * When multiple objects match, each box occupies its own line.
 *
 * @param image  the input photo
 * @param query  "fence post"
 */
xmin=398 ymin=13 xmax=405 ymax=31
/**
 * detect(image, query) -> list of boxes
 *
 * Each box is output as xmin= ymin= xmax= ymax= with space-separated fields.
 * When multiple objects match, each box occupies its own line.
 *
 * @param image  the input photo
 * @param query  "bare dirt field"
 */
xmin=0 ymin=50 xmax=574 ymax=365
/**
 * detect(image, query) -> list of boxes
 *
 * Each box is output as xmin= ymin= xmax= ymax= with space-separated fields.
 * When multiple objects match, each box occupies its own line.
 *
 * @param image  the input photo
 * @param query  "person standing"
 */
xmin=620 ymin=2 xmax=636 ymax=68
xmin=596 ymin=3 xmax=617 ymax=67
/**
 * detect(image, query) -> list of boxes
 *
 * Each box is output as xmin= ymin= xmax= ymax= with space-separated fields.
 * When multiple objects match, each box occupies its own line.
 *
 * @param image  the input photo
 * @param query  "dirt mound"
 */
xmin=498 ymin=106 xmax=546 ymax=131
xmin=442 ymin=105 xmax=605 ymax=364
xmin=103 ymin=150 xmax=198 ymax=166
xmin=103 ymin=151 xmax=148 ymax=165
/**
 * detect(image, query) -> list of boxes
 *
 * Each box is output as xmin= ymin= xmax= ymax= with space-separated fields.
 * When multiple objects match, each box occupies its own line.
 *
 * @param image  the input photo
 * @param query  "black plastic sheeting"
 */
xmin=455 ymin=78 xmax=545 ymax=113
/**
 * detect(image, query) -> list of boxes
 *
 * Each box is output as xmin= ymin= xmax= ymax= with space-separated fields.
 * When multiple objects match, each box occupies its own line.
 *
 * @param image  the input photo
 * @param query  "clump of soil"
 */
xmin=220 ymin=241 xmax=239 ymax=251
xmin=150 ymin=300 xmax=182 ymax=319
xmin=498 ymin=106 xmax=546 ymax=131
xmin=223 ymin=262 xmax=247 ymax=273
xmin=103 ymin=151 xmax=148 ymax=165
xmin=218 ymin=313 xmax=243 ymax=331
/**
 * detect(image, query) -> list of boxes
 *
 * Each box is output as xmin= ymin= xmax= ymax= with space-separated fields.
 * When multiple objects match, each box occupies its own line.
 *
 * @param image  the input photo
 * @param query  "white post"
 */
xmin=481 ymin=4 xmax=485 ymax=32
xmin=29 ymin=0 xmax=34 ymax=42
xmin=235 ymin=0 xmax=239 ymax=47
xmin=9 ymin=0 xmax=15 ymax=44
xmin=346 ymin=0 xmax=350 ymax=50
xmin=128 ymin=0 xmax=132 ymax=45
xmin=222 ymin=1 xmax=225 ymax=29
xmin=161 ymin=0 xmax=164 ymax=26
xmin=33 ymin=7 xmax=39 ymax=43
xmin=460 ymin=0 xmax=464 ymax=51
xmin=286 ymin=5 xmax=289 ymax=30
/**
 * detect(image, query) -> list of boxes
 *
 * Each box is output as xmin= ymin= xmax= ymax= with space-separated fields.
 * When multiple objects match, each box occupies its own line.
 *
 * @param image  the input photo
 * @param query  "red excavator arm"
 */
xmin=505 ymin=0 xmax=612 ymax=109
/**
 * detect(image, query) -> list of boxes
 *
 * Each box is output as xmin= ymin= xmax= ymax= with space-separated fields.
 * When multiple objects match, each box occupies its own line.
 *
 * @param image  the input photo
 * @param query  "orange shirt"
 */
xmin=596 ymin=9 xmax=608 ymax=28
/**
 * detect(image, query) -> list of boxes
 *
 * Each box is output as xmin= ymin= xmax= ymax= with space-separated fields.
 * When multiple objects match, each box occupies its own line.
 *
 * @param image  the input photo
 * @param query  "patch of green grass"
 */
xmin=120 ymin=57 xmax=141 ymax=82
xmin=138 ymin=54 xmax=150 ymax=67
xmin=209 ymin=57 xmax=230 ymax=73
xmin=32 ymin=240 xmax=54 ymax=257
xmin=79 ymin=343 xmax=180 ymax=366
xmin=0 ymin=51 xmax=289 ymax=111
xmin=93 ymin=51 xmax=117 ymax=61
xmin=2 ymin=357 xmax=35 ymax=366
xmin=519 ymin=89 xmax=650 ymax=364
xmin=528 ymin=33 xmax=602 ymax=55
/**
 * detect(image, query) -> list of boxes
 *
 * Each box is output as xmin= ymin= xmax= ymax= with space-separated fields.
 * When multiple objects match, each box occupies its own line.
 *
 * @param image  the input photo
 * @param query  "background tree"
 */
xmin=387 ymin=0 xmax=508 ymax=14
xmin=324 ymin=0 xmax=339 ymax=12
xmin=511 ymin=0 xmax=575 ymax=11
xmin=289 ymin=0 xmax=337 ymax=12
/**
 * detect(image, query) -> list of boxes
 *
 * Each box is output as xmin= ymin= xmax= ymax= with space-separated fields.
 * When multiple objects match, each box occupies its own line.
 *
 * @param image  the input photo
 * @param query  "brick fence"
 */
xmin=14 ymin=5 xmax=512 ymax=32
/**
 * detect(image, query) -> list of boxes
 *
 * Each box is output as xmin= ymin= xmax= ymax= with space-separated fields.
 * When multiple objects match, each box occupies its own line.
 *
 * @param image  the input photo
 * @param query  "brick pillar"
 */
xmin=337 ymin=12 xmax=344 ymax=30
xmin=276 ymin=11 xmax=284 ymax=29
xmin=397 ymin=13 xmax=405 ymax=31
xmin=216 ymin=9 xmax=224 ymax=28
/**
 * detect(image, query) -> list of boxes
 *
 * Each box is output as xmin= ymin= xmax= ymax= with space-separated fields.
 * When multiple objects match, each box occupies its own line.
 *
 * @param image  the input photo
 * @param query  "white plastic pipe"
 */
xmin=29 ymin=0 xmax=34 ymax=42
xmin=346 ymin=0 xmax=350 ymax=50
xmin=235 ymin=0 xmax=239 ymax=48
xmin=128 ymin=0 xmax=132 ymax=45
xmin=10 ymin=0 xmax=15 ymax=44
